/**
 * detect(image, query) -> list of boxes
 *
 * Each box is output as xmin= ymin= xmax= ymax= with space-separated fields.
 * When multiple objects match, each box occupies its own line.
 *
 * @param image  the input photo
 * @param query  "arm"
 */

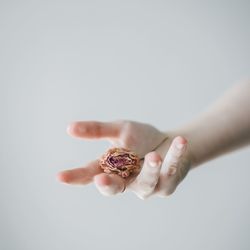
xmin=175 ymin=80 xmax=250 ymax=168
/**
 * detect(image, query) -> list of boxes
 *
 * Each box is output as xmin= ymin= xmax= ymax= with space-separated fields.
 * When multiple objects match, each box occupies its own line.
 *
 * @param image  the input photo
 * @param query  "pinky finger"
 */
xmin=155 ymin=136 xmax=188 ymax=197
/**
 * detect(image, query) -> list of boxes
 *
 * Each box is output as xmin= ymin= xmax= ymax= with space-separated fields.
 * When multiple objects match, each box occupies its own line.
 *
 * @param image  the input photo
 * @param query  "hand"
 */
xmin=57 ymin=120 xmax=193 ymax=199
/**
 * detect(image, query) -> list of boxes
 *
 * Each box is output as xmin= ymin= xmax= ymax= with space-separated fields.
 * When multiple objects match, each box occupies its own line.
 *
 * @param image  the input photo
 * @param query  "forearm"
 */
xmin=175 ymin=80 xmax=250 ymax=168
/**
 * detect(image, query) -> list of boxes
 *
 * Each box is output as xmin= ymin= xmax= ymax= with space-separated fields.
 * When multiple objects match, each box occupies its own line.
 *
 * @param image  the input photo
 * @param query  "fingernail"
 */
xmin=176 ymin=143 xmax=185 ymax=149
xmin=149 ymin=161 xmax=161 ymax=167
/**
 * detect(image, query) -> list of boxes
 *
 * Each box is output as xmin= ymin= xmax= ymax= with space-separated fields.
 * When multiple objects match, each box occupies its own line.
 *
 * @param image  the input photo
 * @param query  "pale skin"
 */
xmin=57 ymin=80 xmax=250 ymax=199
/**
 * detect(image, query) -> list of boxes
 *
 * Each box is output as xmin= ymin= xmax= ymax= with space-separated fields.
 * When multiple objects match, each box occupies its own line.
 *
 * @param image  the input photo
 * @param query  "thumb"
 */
xmin=67 ymin=120 xmax=122 ymax=140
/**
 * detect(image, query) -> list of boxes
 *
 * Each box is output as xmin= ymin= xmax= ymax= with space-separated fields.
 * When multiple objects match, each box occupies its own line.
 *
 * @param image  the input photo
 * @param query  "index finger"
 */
xmin=67 ymin=120 xmax=122 ymax=139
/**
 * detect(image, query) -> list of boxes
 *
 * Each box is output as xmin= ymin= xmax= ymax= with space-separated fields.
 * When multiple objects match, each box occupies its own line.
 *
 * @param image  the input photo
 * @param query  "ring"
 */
xmin=121 ymin=184 xmax=126 ymax=193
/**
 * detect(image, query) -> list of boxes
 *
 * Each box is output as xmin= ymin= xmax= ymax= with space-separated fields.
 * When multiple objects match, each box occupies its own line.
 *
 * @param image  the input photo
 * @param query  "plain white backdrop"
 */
xmin=0 ymin=0 xmax=249 ymax=249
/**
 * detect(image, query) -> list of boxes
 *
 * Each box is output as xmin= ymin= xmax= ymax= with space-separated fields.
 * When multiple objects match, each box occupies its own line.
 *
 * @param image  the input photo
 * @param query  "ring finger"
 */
xmin=128 ymin=151 xmax=162 ymax=200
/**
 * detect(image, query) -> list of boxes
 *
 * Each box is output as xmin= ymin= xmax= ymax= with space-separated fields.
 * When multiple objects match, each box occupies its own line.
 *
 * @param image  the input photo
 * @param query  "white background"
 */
xmin=0 ymin=0 xmax=249 ymax=249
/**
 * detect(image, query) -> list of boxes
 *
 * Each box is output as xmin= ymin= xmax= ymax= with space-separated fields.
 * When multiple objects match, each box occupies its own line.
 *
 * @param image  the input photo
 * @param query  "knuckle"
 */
xmin=176 ymin=164 xmax=190 ymax=181
xmin=123 ymin=120 xmax=133 ymax=129
xmin=118 ymin=120 xmax=133 ymax=132
xmin=119 ymin=121 xmax=136 ymax=146
xmin=166 ymin=166 xmax=177 ymax=176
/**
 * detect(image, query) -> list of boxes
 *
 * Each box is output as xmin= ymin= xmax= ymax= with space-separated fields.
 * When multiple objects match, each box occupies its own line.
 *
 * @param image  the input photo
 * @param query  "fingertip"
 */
xmin=94 ymin=174 xmax=112 ymax=187
xmin=56 ymin=172 xmax=63 ymax=182
xmin=173 ymin=136 xmax=188 ymax=150
xmin=67 ymin=122 xmax=81 ymax=136
xmin=145 ymin=151 xmax=162 ymax=166
xmin=56 ymin=171 xmax=71 ymax=184
xmin=174 ymin=136 xmax=187 ymax=145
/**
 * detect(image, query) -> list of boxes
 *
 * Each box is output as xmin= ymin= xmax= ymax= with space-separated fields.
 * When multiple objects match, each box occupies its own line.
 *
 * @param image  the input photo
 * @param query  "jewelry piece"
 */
xmin=121 ymin=184 xmax=126 ymax=193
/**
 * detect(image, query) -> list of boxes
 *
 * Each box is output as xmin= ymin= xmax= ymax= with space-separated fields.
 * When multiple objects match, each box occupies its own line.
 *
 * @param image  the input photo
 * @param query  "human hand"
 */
xmin=57 ymin=120 xmax=193 ymax=199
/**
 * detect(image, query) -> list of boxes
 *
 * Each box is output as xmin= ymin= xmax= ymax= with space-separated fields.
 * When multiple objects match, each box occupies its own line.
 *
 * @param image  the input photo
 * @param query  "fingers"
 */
xmin=67 ymin=120 xmax=122 ymax=139
xmin=155 ymin=136 xmax=188 ymax=197
xmin=58 ymin=136 xmax=189 ymax=200
xmin=93 ymin=152 xmax=162 ymax=198
xmin=93 ymin=173 xmax=126 ymax=196
xmin=57 ymin=159 xmax=103 ymax=185
xmin=128 ymin=152 xmax=162 ymax=200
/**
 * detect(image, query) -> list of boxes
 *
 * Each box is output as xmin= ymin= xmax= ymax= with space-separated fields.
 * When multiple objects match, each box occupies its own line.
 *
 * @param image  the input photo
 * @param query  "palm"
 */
xmin=109 ymin=120 xmax=167 ymax=158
